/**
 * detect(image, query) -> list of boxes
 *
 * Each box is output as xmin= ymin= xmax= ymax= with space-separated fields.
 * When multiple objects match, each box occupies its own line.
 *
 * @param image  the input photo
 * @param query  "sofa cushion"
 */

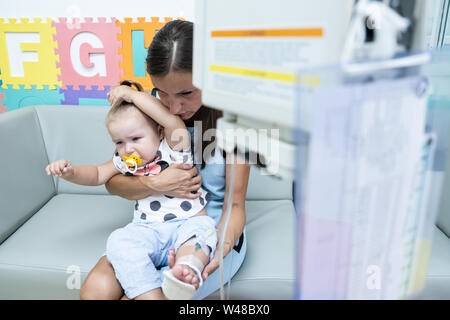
xmin=0 ymin=192 xmax=295 ymax=299
xmin=207 ymin=199 xmax=296 ymax=299
xmin=0 ymin=107 xmax=55 ymax=244
xmin=0 ymin=194 xmax=132 ymax=299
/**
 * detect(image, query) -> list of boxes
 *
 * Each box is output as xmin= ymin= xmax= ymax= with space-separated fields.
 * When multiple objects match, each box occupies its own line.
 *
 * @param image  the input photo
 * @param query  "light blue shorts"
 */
xmin=105 ymin=215 xmax=217 ymax=299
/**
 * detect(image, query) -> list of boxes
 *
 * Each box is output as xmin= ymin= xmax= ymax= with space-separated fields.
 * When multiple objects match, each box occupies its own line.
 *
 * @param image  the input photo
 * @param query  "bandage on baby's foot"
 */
xmin=162 ymin=255 xmax=205 ymax=300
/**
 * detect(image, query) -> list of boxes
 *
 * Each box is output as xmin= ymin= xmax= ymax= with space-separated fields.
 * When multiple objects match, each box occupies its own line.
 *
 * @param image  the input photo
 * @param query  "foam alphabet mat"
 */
xmin=0 ymin=17 xmax=181 ymax=113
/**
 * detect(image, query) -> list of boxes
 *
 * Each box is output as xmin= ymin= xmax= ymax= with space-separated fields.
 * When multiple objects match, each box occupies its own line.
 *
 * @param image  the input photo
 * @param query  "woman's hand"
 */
xmin=201 ymin=240 xmax=234 ymax=280
xmin=201 ymin=251 xmax=220 ymax=281
xmin=107 ymin=85 xmax=137 ymax=108
xmin=142 ymin=163 xmax=203 ymax=199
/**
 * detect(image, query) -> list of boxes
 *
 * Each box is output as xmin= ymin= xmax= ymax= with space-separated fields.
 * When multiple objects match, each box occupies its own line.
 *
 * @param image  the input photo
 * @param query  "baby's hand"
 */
xmin=45 ymin=160 xmax=74 ymax=178
xmin=107 ymin=85 xmax=136 ymax=108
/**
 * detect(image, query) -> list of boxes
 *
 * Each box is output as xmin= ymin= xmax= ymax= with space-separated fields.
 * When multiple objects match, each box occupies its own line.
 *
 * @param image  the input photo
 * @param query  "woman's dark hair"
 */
xmin=146 ymin=19 xmax=193 ymax=76
xmin=146 ymin=20 xmax=223 ymax=168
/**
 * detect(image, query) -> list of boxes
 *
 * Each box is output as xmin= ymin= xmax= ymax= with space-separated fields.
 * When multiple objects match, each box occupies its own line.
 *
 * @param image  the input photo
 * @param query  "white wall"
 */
xmin=0 ymin=0 xmax=195 ymax=22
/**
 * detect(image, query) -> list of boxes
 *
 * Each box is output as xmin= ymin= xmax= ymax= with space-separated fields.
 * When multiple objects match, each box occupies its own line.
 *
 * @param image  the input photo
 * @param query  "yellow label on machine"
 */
xmin=209 ymin=65 xmax=296 ymax=83
xmin=211 ymin=28 xmax=323 ymax=38
xmin=407 ymin=239 xmax=432 ymax=296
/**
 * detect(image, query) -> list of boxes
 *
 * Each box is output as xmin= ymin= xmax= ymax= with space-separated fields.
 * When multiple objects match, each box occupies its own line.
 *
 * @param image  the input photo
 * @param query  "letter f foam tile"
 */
xmin=0 ymin=18 xmax=61 ymax=90
xmin=53 ymin=18 xmax=122 ymax=90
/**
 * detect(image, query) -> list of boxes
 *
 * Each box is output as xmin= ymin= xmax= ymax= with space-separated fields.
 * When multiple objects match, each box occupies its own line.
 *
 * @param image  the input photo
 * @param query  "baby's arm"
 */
xmin=45 ymin=159 xmax=119 ymax=186
xmin=108 ymin=86 xmax=190 ymax=151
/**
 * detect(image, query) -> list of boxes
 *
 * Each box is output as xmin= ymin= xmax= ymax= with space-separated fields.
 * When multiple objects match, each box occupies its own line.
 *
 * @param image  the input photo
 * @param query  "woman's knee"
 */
xmin=80 ymin=257 xmax=123 ymax=300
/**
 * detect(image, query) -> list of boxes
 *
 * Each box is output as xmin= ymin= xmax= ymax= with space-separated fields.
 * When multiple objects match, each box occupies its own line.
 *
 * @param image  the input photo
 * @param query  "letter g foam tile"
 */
xmin=53 ymin=17 xmax=122 ymax=90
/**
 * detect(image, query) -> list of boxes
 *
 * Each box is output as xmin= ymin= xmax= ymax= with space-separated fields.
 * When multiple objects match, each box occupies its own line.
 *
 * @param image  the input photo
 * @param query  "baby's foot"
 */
xmin=167 ymin=247 xmax=202 ymax=289
xmin=171 ymin=264 xmax=201 ymax=289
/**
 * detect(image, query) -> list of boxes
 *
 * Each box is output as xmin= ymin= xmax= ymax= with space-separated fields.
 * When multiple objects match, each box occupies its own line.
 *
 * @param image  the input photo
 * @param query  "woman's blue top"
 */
xmin=187 ymin=126 xmax=225 ymax=225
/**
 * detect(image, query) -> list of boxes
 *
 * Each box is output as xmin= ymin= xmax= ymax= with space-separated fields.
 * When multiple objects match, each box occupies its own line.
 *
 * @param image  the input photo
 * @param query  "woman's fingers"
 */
xmin=178 ymin=168 xmax=202 ymax=195
xmin=188 ymin=182 xmax=202 ymax=193
xmin=164 ymin=189 xmax=201 ymax=200
xmin=191 ymin=173 xmax=202 ymax=185
xmin=186 ymin=191 xmax=201 ymax=199
xmin=202 ymin=256 xmax=220 ymax=281
xmin=182 ymin=167 xmax=201 ymax=184
xmin=177 ymin=169 xmax=195 ymax=185
xmin=157 ymin=164 xmax=203 ymax=198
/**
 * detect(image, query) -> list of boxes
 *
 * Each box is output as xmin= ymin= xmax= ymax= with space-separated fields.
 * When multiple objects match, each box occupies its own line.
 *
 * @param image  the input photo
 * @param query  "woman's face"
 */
xmin=150 ymin=72 xmax=202 ymax=120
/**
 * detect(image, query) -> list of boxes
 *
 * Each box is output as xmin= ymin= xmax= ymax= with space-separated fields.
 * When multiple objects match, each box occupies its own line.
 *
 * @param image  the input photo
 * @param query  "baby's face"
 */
xmin=107 ymin=109 xmax=161 ymax=165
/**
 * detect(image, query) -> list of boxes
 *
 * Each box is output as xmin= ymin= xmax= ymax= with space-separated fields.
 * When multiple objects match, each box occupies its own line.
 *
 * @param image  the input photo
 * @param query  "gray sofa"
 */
xmin=0 ymin=105 xmax=295 ymax=299
xmin=0 ymin=105 xmax=448 ymax=299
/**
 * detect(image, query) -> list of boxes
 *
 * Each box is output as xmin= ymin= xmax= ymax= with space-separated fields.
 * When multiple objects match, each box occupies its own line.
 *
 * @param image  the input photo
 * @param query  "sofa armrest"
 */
xmin=0 ymin=106 xmax=55 ymax=244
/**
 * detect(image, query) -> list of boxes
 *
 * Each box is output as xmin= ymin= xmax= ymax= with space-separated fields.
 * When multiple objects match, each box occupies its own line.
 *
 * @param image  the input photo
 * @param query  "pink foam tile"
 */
xmin=53 ymin=17 xmax=121 ymax=90
xmin=0 ymin=92 xmax=6 ymax=113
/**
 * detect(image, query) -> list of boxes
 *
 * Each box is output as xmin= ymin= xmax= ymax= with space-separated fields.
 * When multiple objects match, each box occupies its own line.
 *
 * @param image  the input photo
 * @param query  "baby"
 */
xmin=45 ymin=81 xmax=217 ymax=300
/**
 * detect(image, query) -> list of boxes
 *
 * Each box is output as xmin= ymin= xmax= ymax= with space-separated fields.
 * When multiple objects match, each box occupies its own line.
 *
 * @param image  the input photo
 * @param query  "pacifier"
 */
xmin=122 ymin=154 xmax=143 ymax=174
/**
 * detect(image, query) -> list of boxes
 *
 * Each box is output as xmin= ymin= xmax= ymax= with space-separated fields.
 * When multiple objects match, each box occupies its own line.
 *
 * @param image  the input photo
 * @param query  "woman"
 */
xmin=80 ymin=19 xmax=250 ymax=300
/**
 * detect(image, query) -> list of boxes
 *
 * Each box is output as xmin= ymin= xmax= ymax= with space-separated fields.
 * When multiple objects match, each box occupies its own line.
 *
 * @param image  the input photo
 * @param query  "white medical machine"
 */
xmin=192 ymin=0 xmax=433 ymax=300
xmin=192 ymin=0 xmax=430 ymax=179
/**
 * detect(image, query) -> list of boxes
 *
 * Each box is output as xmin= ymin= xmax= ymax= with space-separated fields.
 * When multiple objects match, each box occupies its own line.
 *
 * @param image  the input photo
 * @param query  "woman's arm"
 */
xmin=108 ymin=86 xmax=190 ymax=151
xmin=130 ymin=91 xmax=190 ymax=151
xmin=202 ymin=153 xmax=250 ymax=280
xmin=105 ymin=163 xmax=203 ymax=201
xmin=105 ymin=174 xmax=159 ymax=200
